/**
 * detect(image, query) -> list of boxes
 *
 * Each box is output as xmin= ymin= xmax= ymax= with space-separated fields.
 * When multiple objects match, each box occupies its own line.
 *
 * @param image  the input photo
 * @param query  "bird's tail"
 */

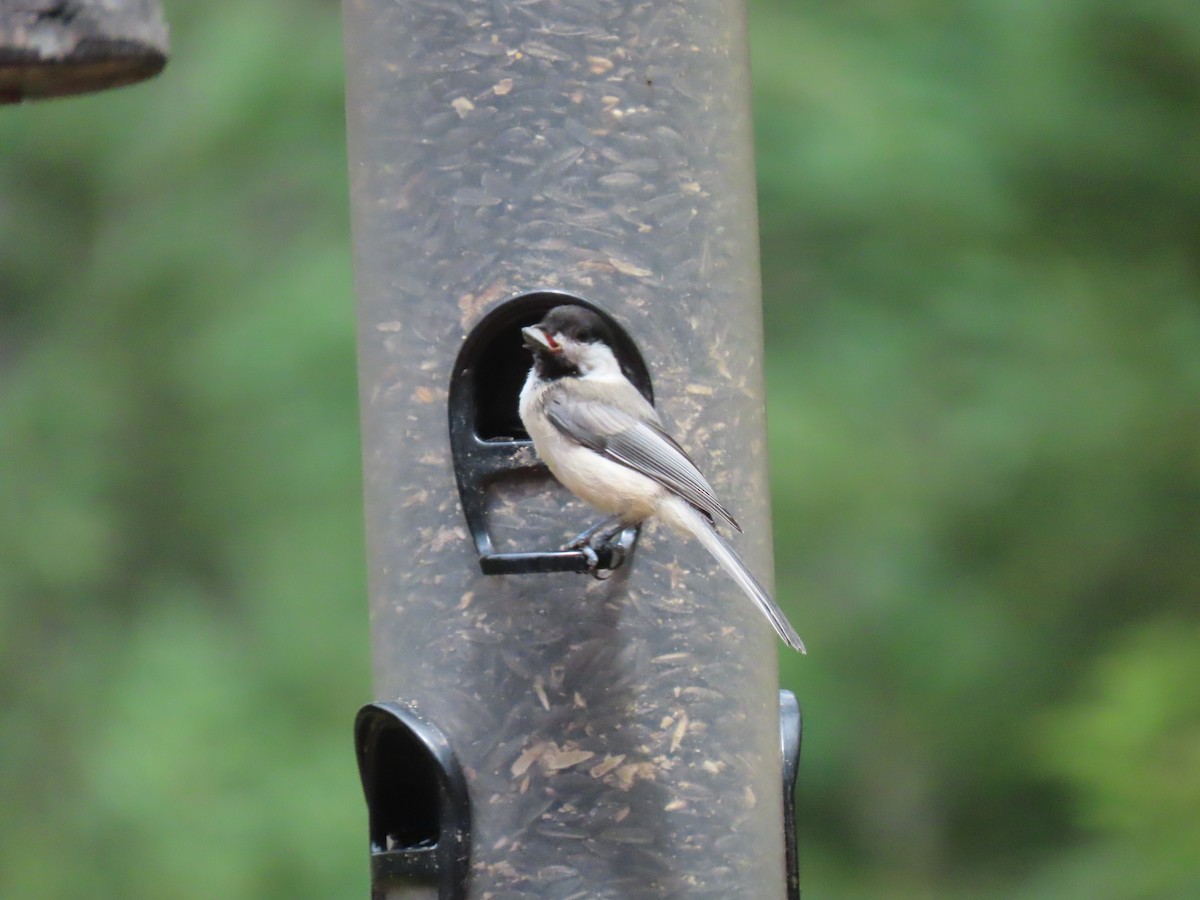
xmin=663 ymin=498 xmax=806 ymax=654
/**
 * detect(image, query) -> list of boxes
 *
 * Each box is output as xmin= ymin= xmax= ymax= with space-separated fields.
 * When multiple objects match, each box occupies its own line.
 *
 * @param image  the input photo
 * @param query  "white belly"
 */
xmin=525 ymin=411 xmax=660 ymax=521
xmin=519 ymin=378 xmax=661 ymax=523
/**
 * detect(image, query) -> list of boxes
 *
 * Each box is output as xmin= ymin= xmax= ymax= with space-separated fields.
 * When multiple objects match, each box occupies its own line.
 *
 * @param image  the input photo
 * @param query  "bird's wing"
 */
xmin=544 ymin=391 xmax=740 ymax=532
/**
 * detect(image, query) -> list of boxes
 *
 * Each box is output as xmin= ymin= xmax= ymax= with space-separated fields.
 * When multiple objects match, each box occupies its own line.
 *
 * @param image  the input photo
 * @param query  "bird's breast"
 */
xmin=519 ymin=384 xmax=659 ymax=521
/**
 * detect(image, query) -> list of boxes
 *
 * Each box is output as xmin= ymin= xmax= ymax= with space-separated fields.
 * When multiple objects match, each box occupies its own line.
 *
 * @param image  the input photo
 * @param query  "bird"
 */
xmin=517 ymin=304 xmax=806 ymax=653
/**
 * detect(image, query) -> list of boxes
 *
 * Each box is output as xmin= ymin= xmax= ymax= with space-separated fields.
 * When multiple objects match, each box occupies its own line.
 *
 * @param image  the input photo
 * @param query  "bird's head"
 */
xmin=522 ymin=305 xmax=620 ymax=379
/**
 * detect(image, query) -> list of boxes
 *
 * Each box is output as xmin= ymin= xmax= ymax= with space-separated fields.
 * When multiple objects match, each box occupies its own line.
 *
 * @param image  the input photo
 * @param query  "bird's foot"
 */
xmin=579 ymin=538 xmax=626 ymax=580
xmin=570 ymin=523 xmax=632 ymax=580
xmin=578 ymin=543 xmax=601 ymax=573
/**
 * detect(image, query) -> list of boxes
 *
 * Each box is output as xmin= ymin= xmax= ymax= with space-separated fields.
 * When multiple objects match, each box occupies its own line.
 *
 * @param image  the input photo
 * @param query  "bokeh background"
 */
xmin=2 ymin=1 xmax=1198 ymax=897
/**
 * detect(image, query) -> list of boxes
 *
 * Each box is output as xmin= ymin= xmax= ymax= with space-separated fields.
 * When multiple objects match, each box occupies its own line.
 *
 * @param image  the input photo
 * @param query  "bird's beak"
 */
xmin=521 ymin=325 xmax=561 ymax=354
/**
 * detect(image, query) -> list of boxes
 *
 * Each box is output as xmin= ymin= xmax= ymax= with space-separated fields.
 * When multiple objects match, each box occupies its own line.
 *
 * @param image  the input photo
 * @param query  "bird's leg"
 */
xmin=565 ymin=515 xmax=625 ymax=550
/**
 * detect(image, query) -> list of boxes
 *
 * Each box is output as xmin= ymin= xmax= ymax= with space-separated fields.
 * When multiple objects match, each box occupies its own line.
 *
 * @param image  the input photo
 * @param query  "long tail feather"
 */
xmin=663 ymin=498 xmax=806 ymax=653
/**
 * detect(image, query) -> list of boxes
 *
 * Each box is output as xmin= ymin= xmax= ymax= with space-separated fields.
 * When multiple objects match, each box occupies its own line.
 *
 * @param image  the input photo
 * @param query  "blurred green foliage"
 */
xmin=1 ymin=0 xmax=1197 ymax=897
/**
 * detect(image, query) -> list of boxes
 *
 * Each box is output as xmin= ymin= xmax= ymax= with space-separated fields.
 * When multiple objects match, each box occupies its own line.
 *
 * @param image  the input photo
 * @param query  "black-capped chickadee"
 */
xmin=518 ymin=305 xmax=806 ymax=653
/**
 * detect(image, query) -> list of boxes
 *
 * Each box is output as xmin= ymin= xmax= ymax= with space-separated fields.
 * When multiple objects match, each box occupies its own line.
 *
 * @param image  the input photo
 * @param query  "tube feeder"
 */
xmin=343 ymin=1 xmax=801 ymax=896
xmin=0 ymin=0 xmax=168 ymax=103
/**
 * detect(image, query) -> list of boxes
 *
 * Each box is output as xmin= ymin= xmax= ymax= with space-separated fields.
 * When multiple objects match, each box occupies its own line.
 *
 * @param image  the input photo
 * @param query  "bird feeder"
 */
xmin=343 ymin=1 xmax=802 ymax=896
xmin=0 ymin=0 xmax=168 ymax=103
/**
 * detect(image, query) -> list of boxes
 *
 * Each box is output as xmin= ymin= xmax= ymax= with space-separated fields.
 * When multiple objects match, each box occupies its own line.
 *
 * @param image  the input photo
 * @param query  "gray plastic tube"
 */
xmin=344 ymin=1 xmax=786 ymax=896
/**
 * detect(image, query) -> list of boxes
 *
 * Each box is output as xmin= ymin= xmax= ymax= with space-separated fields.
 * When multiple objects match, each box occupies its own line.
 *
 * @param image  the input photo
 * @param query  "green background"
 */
xmin=2 ymin=1 xmax=1197 ymax=896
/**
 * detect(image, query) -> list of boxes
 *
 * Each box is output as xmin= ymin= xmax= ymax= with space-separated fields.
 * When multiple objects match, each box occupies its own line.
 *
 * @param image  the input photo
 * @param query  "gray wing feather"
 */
xmin=545 ymin=393 xmax=741 ymax=532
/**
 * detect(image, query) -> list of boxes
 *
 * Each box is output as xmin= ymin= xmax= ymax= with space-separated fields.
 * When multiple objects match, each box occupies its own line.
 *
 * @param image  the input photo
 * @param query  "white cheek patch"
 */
xmin=576 ymin=344 xmax=625 ymax=381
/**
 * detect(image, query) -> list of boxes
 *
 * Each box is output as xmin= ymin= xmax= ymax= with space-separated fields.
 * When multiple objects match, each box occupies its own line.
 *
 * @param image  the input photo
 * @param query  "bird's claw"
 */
xmin=572 ymin=535 xmax=626 ymax=580
xmin=563 ymin=517 xmax=633 ymax=578
xmin=577 ymin=543 xmax=608 ymax=579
